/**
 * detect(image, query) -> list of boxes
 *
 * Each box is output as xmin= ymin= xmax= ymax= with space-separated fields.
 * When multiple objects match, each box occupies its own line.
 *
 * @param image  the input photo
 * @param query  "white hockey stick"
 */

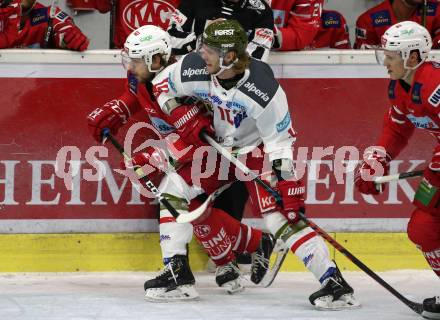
xmin=374 ymin=170 xmax=423 ymax=184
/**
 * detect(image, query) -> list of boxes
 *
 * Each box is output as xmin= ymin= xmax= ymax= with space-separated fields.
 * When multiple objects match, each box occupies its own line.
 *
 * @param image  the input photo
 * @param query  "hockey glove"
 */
xmin=276 ymin=179 xmax=305 ymax=224
xmin=414 ymin=146 xmax=440 ymax=213
xmin=87 ymin=99 xmax=130 ymax=143
xmin=120 ymin=147 xmax=168 ymax=179
xmin=355 ymin=148 xmax=390 ymax=195
xmin=168 ymin=104 xmax=214 ymax=147
xmin=273 ymin=159 xmax=305 ymax=224
xmin=53 ymin=11 xmax=89 ymax=52
xmin=59 ymin=24 xmax=89 ymax=51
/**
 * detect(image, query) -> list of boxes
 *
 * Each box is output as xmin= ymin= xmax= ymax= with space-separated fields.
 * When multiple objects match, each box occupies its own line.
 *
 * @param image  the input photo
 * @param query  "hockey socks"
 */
xmin=192 ymin=207 xmax=237 ymax=266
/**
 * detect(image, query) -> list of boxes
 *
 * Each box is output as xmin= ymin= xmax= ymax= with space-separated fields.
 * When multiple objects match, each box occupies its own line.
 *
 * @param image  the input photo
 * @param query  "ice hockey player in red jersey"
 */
xmin=0 ymin=0 xmax=88 ymax=50
xmin=355 ymin=21 xmax=440 ymax=319
xmin=78 ymin=0 xmax=181 ymax=48
xmin=270 ymin=0 xmax=324 ymax=50
xmin=355 ymin=0 xmax=440 ymax=49
xmin=87 ymin=25 xmax=272 ymax=301
xmin=0 ymin=0 xmax=20 ymax=48
xmin=306 ymin=9 xmax=351 ymax=49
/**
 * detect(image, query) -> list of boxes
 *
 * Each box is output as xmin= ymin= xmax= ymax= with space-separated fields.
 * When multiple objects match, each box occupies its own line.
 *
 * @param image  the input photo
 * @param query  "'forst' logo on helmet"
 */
xmin=202 ymin=20 xmax=248 ymax=56
xmin=214 ymin=29 xmax=235 ymax=36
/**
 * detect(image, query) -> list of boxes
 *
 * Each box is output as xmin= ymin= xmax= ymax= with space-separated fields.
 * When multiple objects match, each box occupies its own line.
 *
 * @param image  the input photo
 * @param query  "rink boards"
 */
xmin=0 ymin=50 xmax=438 ymax=271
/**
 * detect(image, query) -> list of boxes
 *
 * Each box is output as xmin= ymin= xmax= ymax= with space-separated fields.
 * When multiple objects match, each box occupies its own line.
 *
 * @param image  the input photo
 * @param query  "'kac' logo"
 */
xmin=194 ymin=225 xmax=211 ymax=238
xmin=123 ymin=0 xmax=176 ymax=31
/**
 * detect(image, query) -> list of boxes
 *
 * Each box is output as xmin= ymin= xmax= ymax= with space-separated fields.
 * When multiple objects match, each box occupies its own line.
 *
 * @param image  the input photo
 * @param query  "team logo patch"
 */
xmin=30 ymin=8 xmax=48 ymax=26
xmin=123 ymin=0 xmax=176 ymax=31
xmin=322 ymin=12 xmax=341 ymax=28
xmin=429 ymin=85 xmax=440 ymax=107
xmin=55 ymin=11 xmax=68 ymax=21
xmin=194 ymin=225 xmax=211 ymax=238
xmin=371 ymin=10 xmax=391 ymax=27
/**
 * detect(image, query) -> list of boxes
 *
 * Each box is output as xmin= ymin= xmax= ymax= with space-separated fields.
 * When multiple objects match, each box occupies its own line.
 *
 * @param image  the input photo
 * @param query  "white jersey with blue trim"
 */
xmin=153 ymin=52 xmax=296 ymax=162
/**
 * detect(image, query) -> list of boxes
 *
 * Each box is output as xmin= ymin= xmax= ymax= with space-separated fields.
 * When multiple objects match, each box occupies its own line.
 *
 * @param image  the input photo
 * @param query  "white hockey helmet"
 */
xmin=123 ymin=25 xmax=172 ymax=72
xmin=377 ymin=21 xmax=432 ymax=69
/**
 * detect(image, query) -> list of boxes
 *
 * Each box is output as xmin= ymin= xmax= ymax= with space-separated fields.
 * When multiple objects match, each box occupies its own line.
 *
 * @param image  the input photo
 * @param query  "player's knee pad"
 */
xmin=263 ymin=211 xmax=311 ymax=248
xmin=407 ymin=208 xmax=440 ymax=251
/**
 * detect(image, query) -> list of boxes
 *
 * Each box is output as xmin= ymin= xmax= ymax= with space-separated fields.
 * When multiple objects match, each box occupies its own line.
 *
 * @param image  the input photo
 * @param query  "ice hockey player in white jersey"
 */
xmin=152 ymin=19 xmax=360 ymax=309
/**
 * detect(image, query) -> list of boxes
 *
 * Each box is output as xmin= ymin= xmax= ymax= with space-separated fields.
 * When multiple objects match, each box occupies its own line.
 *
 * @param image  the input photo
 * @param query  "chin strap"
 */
xmin=214 ymin=56 xmax=238 ymax=77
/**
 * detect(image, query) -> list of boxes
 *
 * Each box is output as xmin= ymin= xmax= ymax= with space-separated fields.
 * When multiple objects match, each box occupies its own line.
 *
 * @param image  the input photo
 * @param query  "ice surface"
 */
xmin=0 ymin=270 xmax=437 ymax=320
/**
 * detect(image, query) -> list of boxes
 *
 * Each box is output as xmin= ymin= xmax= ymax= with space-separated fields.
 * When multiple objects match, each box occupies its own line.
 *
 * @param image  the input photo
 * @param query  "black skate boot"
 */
xmin=309 ymin=263 xmax=360 ymax=310
xmin=250 ymin=232 xmax=275 ymax=284
xmin=144 ymin=255 xmax=198 ymax=301
xmin=422 ymin=296 xmax=440 ymax=319
xmin=215 ymin=261 xmax=244 ymax=294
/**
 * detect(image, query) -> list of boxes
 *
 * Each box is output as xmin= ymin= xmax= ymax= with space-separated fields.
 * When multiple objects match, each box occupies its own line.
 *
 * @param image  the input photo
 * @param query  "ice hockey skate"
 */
xmin=250 ymin=232 xmax=275 ymax=284
xmin=309 ymin=264 xmax=360 ymax=310
xmin=215 ymin=261 xmax=244 ymax=294
xmin=144 ymin=255 xmax=199 ymax=302
xmin=422 ymin=296 xmax=440 ymax=319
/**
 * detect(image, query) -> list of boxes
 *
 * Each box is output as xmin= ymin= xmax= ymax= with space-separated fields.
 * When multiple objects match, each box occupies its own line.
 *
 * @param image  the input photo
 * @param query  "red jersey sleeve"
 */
xmin=332 ymin=12 xmax=350 ymax=49
xmin=354 ymin=11 xmax=381 ymax=49
xmin=376 ymin=81 xmax=415 ymax=158
xmin=277 ymin=0 xmax=323 ymax=50
xmin=0 ymin=0 xmax=20 ymax=48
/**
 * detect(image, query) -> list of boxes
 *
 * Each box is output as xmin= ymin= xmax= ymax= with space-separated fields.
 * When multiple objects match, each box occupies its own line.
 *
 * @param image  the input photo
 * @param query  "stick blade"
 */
xmin=176 ymin=193 xmax=214 ymax=224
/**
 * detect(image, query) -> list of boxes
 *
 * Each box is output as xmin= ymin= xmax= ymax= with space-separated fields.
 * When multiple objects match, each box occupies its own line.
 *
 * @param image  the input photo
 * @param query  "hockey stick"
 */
xmin=202 ymin=133 xmax=424 ymax=315
xmin=108 ymin=0 xmax=116 ymax=49
xmin=43 ymin=0 xmax=58 ymax=48
xmin=102 ymin=129 xmax=211 ymax=221
xmin=374 ymin=170 xmax=423 ymax=184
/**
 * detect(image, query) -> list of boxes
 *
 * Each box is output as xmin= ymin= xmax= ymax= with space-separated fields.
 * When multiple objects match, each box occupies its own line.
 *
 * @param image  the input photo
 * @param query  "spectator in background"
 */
xmin=167 ymin=0 xmax=274 ymax=62
xmin=305 ymin=9 xmax=351 ymax=49
xmin=0 ymin=0 xmax=20 ymax=48
xmin=0 ymin=0 xmax=89 ymax=50
xmin=68 ymin=0 xmax=180 ymax=48
xmin=355 ymin=0 xmax=440 ymax=49
xmin=270 ymin=0 xmax=324 ymax=50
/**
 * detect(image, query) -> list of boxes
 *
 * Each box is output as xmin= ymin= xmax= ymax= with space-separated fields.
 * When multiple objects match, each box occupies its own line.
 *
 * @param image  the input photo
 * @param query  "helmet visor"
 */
xmin=196 ymin=35 xmax=223 ymax=57
xmin=121 ymin=50 xmax=146 ymax=70
xmin=375 ymin=49 xmax=402 ymax=66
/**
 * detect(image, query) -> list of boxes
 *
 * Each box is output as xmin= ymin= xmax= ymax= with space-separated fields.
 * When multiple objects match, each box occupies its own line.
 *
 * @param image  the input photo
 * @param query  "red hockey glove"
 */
xmin=0 ymin=0 xmax=20 ymax=48
xmin=276 ymin=179 xmax=305 ymax=224
xmin=60 ymin=24 xmax=89 ymax=51
xmin=166 ymin=136 xmax=196 ymax=164
xmin=87 ymin=99 xmax=130 ymax=143
xmin=168 ymin=104 xmax=214 ymax=146
xmin=355 ymin=148 xmax=391 ymax=195
xmin=120 ymin=147 xmax=168 ymax=179
xmin=414 ymin=146 xmax=440 ymax=213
